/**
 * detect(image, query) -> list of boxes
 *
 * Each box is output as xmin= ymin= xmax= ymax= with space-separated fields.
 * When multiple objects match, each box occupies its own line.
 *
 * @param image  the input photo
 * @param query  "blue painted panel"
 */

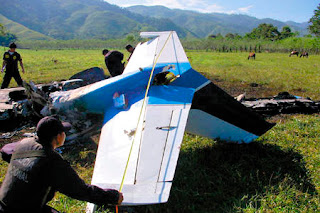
xmin=77 ymin=66 xmax=159 ymax=113
xmin=148 ymin=86 xmax=194 ymax=105
xmin=69 ymin=62 xmax=201 ymax=113
xmin=170 ymin=68 xmax=209 ymax=90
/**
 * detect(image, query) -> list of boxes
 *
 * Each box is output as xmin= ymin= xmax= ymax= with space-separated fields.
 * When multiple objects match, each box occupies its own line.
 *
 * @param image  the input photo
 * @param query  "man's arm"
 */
xmin=19 ymin=60 xmax=24 ymax=73
xmin=1 ymin=61 xmax=6 ymax=73
xmin=104 ymin=57 xmax=108 ymax=67
xmin=50 ymin=154 xmax=122 ymax=206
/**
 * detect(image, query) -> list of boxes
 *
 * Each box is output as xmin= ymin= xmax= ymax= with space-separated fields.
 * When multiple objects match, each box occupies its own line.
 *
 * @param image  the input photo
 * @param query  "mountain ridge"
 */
xmin=0 ymin=0 xmax=190 ymax=40
xmin=0 ymin=0 xmax=309 ymax=40
xmin=127 ymin=5 xmax=309 ymax=38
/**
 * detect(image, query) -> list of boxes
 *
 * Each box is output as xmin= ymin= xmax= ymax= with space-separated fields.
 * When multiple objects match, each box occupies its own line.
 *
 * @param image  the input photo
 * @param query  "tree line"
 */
xmin=182 ymin=36 xmax=320 ymax=54
xmin=14 ymin=36 xmax=319 ymax=55
xmin=208 ymin=24 xmax=298 ymax=41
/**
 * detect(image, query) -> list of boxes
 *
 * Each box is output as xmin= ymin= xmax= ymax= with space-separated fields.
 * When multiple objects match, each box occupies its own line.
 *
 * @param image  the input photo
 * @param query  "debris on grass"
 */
xmin=239 ymin=91 xmax=320 ymax=116
xmin=0 ymin=67 xmax=106 ymax=146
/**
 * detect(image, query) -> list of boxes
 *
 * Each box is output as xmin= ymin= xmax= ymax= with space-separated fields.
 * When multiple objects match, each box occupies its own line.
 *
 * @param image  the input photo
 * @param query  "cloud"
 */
xmin=104 ymin=0 xmax=147 ymax=8
xmin=104 ymin=0 xmax=253 ymax=16
xmin=238 ymin=5 xmax=253 ymax=13
xmin=107 ymin=0 xmax=185 ymax=9
xmin=196 ymin=4 xmax=225 ymax=13
xmin=199 ymin=4 xmax=254 ymax=14
xmin=144 ymin=0 xmax=184 ymax=8
xmin=142 ymin=0 xmax=224 ymax=13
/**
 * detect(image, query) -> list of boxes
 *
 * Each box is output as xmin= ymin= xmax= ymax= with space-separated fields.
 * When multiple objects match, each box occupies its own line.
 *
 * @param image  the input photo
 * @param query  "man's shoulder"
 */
xmin=14 ymin=138 xmax=64 ymax=161
xmin=15 ymin=138 xmax=43 ymax=152
xmin=3 ymin=51 xmax=9 ymax=57
xmin=14 ymin=52 xmax=21 ymax=58
xmin=111 ymin=50 xmax=123 ymax=55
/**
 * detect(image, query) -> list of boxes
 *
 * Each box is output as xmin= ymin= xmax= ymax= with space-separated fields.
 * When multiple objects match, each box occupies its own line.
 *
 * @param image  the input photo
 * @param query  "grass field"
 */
xmin=0 ymin=50 xmax=320 ymax=212
xmin=2 ymin=49 xmax=320 ymax=99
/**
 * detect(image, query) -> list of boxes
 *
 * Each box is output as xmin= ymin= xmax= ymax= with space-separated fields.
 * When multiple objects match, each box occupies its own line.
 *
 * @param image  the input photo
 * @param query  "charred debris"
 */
xmin=0 ymin=67 xmax=106 ymax=144
xmin=237 ymin=91 xmax=320 ymax=116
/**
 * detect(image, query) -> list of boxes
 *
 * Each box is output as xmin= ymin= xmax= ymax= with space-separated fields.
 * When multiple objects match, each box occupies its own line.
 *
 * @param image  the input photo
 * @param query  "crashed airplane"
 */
xmin=36 ymin=31 xmax=274 ymax=211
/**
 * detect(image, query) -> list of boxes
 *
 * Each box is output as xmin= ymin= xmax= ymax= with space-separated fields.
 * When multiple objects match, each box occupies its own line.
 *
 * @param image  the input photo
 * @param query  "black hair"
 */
xmin=9 ymin=42 xmax=17 ymax=49
xmin=102 ymin=49 xmax=109 ymax=55
xmin=125 ymin=44 xmax=133 ymax=50
xmin=36 ymin=116 xmax=66 ymax=146
xmin=38 ymin=133 xmax=62 ymax=147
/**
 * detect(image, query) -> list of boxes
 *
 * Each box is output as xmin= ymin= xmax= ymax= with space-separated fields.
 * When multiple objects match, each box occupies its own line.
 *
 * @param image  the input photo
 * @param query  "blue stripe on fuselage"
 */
xmin=74 ymin=62 xmax=207 ymax=113
xmin=170 ymin=68 xmax=209 ymax=90
xmin=148 ymin=86 xmax=194 ymax=105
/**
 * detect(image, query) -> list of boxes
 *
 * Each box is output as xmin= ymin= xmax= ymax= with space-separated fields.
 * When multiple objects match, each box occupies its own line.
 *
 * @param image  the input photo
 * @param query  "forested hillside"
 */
xmin=0 ymin=0 xmax=309 ymax=40
xmin=127 ymin=5 xmax=309 ymax=38
xmin=0 ymin=0 xmax=190 ymax=40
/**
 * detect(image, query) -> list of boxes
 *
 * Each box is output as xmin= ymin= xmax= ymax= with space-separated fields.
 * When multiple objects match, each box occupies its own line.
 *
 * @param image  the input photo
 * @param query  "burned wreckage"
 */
xmin=0 ymin=67 xmax=106 ymax=139
xmin=1 ymin=31 xmax=320 ymax=209
xmin=1 ymin=78 xmax=318 ymax=140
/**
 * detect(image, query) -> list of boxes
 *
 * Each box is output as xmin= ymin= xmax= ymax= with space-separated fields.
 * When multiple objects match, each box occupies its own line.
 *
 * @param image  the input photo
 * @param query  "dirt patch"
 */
xmin=210 ymin=77 xmax=275 ymax=98
xmin=266 ymin=114 xmax=293 ymax=123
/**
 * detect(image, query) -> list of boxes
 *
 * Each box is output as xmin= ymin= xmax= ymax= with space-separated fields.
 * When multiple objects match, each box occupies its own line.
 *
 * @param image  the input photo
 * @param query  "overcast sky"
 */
xmin=104 ymin=0 xmax=319 ymax=23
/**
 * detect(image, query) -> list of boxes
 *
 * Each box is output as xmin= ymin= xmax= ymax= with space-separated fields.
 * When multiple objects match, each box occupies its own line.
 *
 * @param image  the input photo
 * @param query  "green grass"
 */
xmin=11 ymin=49 xmax=111 ymax=83
xmin=3 ymin=50 xmax=319 ymax=99
xmin=0 ymin=51 xmax=320 ymax=212
xmin=189 ymin=52 xmax=320 ymax=99
xmin=134 ymin=115 xmax=320 ymax=212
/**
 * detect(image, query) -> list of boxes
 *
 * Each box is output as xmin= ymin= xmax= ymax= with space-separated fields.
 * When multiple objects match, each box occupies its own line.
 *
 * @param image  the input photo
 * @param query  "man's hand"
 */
xmin=21 ymin=68 xmax=25 ymax=73
xmin=1 ymin=66 xmax=5 ymax=73
xmin=117 ymin=192 xmax=123 ymax=205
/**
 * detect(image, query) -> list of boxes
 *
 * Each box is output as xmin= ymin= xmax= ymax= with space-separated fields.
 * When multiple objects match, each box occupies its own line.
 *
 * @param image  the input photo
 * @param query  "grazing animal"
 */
xmin=248 ymin=52 xmax=255 ymax=60
xmin=289 ymin=51 xmax=299 ymax=57
xmin=52 ymin=58 xmax=58 ymax=64
xmin=300 ymin=52 xmax=308 ymax=58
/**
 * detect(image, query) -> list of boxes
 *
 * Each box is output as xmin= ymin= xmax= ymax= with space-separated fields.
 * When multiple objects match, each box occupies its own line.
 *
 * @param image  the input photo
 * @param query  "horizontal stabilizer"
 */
xmin=186 ymin=82 xmax=275 ymax=142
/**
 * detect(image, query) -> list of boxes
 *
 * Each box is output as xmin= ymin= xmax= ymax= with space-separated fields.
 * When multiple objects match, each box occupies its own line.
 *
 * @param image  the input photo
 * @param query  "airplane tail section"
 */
xmin=124 ymin=31 xmax=191 ymax=77
xmin=83 ymin=31 xmax=275 ymax=211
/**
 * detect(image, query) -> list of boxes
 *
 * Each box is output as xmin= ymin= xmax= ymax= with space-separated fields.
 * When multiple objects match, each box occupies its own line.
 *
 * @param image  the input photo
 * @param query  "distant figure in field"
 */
xmin=289 ymin=51 xmax=299 ymax=57
xmin=125 ymin=44 xmax=135 ymax=62
xmin=300 ymin=52 xmax=309 ymax=58
xmin=248 ymin=52 xmax=255 ymax=60
xmin=1 ymin=42 xmax=25 ymax=89
xmin=102 ymin=49 xmax=125 ymax=77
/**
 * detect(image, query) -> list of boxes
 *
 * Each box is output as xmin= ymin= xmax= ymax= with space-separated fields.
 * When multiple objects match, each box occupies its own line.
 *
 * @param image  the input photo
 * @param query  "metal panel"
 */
xmin=134 ymin=106 xmax=173 ymax=184
xmin=186 ymin=109 xmax=258 ymax=143
xmin=158 ymin=106 xmax=190 ymax=182
xmin=91 ymin=99 xmax=145 ymax=185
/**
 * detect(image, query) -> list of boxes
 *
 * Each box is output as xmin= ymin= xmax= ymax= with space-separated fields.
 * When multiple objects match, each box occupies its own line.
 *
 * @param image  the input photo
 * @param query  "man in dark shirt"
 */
xmin=1 ymin=42 xmax=25 ymax=89
xmin=125 ymin=44 xmax=135 ymax=62
xmin=0 ymin=116 xmax=123 ymax=212
xmin=102 ymin=49 xmax=124 ymax=77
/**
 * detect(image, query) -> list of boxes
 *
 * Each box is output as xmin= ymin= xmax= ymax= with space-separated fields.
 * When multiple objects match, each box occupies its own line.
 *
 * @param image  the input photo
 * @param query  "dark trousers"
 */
xmin=1 ymin=71 xmax=23 ymax=89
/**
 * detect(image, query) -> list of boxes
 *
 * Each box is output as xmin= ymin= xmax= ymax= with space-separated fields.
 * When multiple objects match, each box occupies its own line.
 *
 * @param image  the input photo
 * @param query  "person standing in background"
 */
xmin=1 ymin=42 xmax=25 ymax=89
xmin=102 ymin=49 xmax=124 ymax=77
xmin=125 ymin=44 xmax=135 ymax=62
